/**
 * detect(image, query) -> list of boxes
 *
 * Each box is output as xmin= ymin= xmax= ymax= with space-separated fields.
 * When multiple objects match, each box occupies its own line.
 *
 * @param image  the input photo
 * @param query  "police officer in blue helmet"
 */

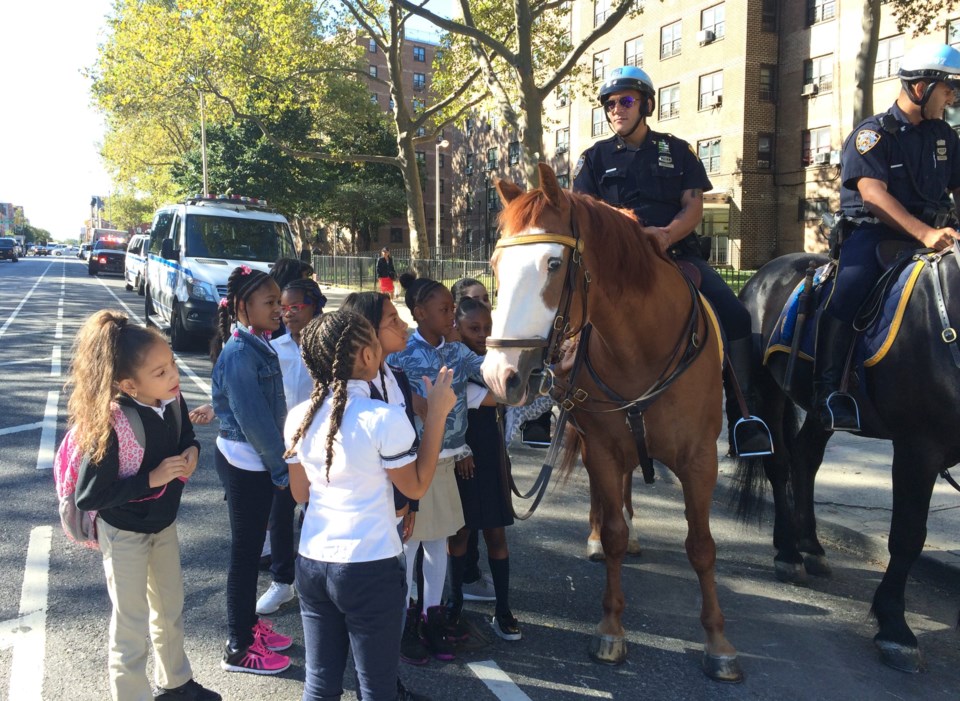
xmin=573 ymin=66 xmax=771 ymax=457
xmin=822 ymin=44 xmax=960 ymax=432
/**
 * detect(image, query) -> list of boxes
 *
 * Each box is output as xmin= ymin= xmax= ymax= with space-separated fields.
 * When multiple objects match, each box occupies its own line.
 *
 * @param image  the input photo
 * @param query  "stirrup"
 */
xmin=824 ymin=391 xmax=861 ymax=432
xmin=731 ymin=416 xmax=774 ymax=457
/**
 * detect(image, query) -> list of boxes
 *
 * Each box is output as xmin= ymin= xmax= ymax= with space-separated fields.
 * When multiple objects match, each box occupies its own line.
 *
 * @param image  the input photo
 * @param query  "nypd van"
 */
xmin=144 ymin=195 xmax=297 ymax=350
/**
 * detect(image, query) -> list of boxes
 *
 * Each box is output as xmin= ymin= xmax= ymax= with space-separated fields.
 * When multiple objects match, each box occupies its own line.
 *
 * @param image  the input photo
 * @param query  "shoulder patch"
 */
xmin=855 ymin=129 xmax=881 ymax=155
xmin=573 ymin=154 xmax=585 ymax=180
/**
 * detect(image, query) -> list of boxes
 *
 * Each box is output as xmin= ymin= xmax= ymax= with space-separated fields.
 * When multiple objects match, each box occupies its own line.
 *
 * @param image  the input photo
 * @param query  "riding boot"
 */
xmin=725 ymin=337 xmax=773 ymax=457
xmin=813 ymin=314 xmax=861 ymax=432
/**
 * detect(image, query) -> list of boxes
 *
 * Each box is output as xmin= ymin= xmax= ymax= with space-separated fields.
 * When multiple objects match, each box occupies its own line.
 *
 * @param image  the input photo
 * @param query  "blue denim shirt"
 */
xmin=212 ymin=328 xmax=289 ymax=487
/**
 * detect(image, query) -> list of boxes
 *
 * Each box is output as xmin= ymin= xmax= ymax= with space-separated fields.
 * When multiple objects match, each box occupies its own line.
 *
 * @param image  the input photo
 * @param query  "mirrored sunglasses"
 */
xmin=603 ymin=96 xmax=637 ymax=112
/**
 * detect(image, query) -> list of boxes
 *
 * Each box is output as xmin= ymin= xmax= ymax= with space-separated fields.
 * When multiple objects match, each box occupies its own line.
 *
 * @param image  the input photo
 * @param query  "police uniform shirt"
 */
xmin=840 ymin=101 xmax=960 ymax=217
xmin=572 ymin=130 xmax=712 ymax=228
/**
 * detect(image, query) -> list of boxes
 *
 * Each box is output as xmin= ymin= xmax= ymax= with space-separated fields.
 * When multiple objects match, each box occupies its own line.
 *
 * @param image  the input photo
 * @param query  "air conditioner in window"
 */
xmin=801 ymin=82 xmax=819 ymax=97
xmin=813 ymin=152 xmax=831 ymax=165
xmin=556 ymin=145 xmax=568 ymax=155
xmin=704 ymin=94 xmax=722 ymax=108
xmin=697 ymin=29 xmax=716 ymax=45
xmin=829 ymin=149 xmax=842 ymax=165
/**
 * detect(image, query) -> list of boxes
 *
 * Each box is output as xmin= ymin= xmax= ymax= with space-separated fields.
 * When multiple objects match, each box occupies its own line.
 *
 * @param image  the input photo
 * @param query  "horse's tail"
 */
xmin=729 ymin=454 xmax=767 ymax=524
xmin=557 ymin=422 xmax=582 ymax=484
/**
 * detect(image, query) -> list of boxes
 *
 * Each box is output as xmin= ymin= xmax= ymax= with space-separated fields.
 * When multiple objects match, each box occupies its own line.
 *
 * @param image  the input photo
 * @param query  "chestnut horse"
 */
xmin=482 ymin=164 xmax=741 ymax=681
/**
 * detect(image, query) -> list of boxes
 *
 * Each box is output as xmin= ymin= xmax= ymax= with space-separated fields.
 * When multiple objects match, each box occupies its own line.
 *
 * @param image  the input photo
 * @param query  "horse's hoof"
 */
xmin=774 ymin=560 xmax=808 ymax=586
xmin=587 ymin=539 xmax=605 ymax=562
xmin=802 ymin=553 xmax=832 ymax=577
xmin=589 ymin=634 xmax=627 ymax=665
xmin=875 ymin=638 xmax=923 ymax=673
xmin=702 ymin=652 xmax=744 ymax=683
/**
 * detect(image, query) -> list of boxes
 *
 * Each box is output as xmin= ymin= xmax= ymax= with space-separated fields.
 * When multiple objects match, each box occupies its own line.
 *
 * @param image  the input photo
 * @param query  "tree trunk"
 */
xmin=853 ymin=0 xmax=882 ymax=128
xmin=397 ymin=137 xmax=429 ymax=267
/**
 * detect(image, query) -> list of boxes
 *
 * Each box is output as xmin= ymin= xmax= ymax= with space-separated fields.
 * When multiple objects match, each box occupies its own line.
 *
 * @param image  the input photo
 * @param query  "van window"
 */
xmin=185 ymin=214 xmax=295 ymax=262
xmin=149 ymin=211 xmax=174 ymax=254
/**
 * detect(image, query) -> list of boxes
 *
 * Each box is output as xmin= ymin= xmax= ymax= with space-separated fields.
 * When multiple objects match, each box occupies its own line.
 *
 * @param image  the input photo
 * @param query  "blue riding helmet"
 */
xmin=597 ymin=66 xmax=656 ymax=103
xmin=899 ymin=44 xmax=960 ymax=117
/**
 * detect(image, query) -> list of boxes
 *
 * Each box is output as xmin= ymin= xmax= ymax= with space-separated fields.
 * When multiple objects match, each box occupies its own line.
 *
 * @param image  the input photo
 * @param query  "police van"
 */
xmin=144 ymin=195 xmax=297 ymax=350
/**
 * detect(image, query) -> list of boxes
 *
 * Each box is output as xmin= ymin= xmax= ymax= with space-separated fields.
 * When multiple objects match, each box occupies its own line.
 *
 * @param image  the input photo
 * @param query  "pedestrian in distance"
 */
xmin=377 ymin=247 xmax=399 ymax=300
xmin=69 ymin=310 xmax=220 ymax=701
xmin=283 ymin=310 xmax=456 ymax=701
xmin=210 ymin=265 xmax=296 ymax=675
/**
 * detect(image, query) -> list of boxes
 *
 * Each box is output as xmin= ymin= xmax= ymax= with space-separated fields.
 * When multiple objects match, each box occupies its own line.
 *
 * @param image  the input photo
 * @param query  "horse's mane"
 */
xmin=498 ymin=187 xmax=668 ymax=296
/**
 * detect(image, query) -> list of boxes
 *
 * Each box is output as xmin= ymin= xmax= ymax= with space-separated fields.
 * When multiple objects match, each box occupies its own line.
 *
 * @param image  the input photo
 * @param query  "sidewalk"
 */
xmin=319 ymin=283 xmax=960 ymax=580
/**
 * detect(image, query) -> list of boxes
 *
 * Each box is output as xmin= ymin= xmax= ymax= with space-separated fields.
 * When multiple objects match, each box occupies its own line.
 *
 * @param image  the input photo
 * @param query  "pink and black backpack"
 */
xmin=54 ymin=401 xmax=181 ymax=549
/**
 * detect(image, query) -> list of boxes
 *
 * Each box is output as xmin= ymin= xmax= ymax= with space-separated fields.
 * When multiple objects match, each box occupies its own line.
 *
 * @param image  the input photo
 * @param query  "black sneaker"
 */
xmin=154 ymin=679 xmax=222 ymax=700
xmin=420 ymin=606 xmax=456 ymax=661
xmin=397 ymin=678 xmax=431 ymax=701
xmin=442 ymin=603 xmax=471 ymax=643
xmin=491 ymin=611 xmax=522 ymax=641
xmin=400 ymin=606 xmax=429 ymax=665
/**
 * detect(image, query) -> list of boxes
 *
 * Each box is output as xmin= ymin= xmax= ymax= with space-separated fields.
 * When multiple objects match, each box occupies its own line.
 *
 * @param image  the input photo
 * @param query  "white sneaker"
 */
xmin=462 ymin=573 xmax=497 ymax=602
xmin=256 ymin=582 xmax=296 ymax=615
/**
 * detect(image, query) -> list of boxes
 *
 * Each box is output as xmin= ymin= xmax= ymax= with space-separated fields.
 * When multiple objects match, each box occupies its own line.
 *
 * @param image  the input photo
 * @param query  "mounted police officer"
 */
xmin=573 ymin=66 xmax=771 ymax=456
xmin=820 ymin=44 xmax=960 ymax=432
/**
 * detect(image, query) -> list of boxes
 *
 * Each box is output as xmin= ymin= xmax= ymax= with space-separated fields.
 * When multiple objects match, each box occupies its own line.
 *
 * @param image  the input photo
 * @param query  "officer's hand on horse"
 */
xmin=642 ymin=226 xmax=671 ymax=253
xmin=921 ymin=227 xmax=959 ymax=251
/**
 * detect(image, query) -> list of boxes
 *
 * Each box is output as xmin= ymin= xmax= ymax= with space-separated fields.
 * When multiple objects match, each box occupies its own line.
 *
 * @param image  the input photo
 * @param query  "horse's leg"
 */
xmin=586 ymin=479 xmax=605 ymax=562
xmin=791 ymin=414 xmax=832 ymax=577
xmin=872 ymin=439 xmax=940 ymax=673
xmin=623 ymin=470 xmax=641 ymax=555
xmin=679 ymin=460 xmax=742 ymax=682
xmin=584 ymin=455 xmax=629 ymax=664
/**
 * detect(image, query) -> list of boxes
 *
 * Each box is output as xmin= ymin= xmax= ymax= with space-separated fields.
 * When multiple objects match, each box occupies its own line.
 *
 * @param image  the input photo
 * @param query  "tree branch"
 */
xmin=397 ymin=0 xmax=517 ymax=64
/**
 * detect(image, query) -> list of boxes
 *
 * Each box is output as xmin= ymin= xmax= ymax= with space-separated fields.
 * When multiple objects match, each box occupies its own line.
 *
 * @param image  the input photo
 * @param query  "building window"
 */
xmin=486 ymin=147 xmax=498 ymax=170
xmin=439 ymin=153 xmax=445 ymax=169
xmin=802 ymin=126 xmax=831 ymax=167
xmin=440 ymin=204 xmax=446 ymax=215
xmin=416 ymin=126 xmax=426 ymax=137
xmin=949 ymin=18 xmax=960 ymax=48
xmin=758 ymin=133 xmax=774 ymax=169
xmin=799 ymin=197 xmax=831 ymax=221
xmin=466 ymin=193 xmax=473 ymax=213
xmin=759 ymin=64 xmax=777 ymax=101
xmin=624 ymin=36 xmax=644 ymax=68
xmin=412 ymin=98 xmax=425 ymax=112
xmin=807 ymin=0 xmax=836 ymax=26
xmin=370 ymin=94 xmax=378 ymax=105
xmin=875 ymin=35 xmax=904 ymax=80
xmin=413 ymin=73 xmax=426 ymax=90
xmin=556 ymin=128 xmax=570 ymax=153
xmin=701 ymin=4 xmax=725 ymax=40
xmin=660 ymin=20 xmax=682 ymax=60
xmin=762 ymin=0 xmax=778 ymax=32
xmin=466 ymin=153 xmax=474 ymax=175
xmin=594 ymin=0 xmax=611 ymax=27
xmin=804 ymin=55 xmax=833 ymax=93
xmin=466 ymin=117 xmax=474 ymax=136
xmin=508 ymin=141 xmax=520 ymax=165
xmin=557 ymin=173 xmax=570 ymax=189
xmin=388 ymin=98 xmax=395 ymax=111
xmin=369 ymin=39 xmax=377 ymax=53
xmin=699 ymin=71 xmax=723 ymax=110
xmin=659 ymin=84 xmax=680 ymax=120
xmin=439 ymin=178 xmax=445 ymax=194
xmin=413 ymin=46 xmax=425 ymax=62
xmin=698 ymin=138 xmax=721 ymax=174
xmin=390 ymin=227 xmax=403 ymax=243
xmin=556 ymin=81 xmax=570 ymax=107
xmin=592 ymin=107 xmax=606 ymax=137
xmin=369 ymin=65 xmax=377 ymax=78
xmin=415 ymin=151 xmax=426 ymax=166
xmin=702 ymin=208 xmax=730 ymax=265
xmin=593 ymin=50 xmax=609 ymax=82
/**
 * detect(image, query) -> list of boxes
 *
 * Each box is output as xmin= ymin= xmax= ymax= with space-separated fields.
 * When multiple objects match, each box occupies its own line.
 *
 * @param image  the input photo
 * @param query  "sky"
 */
xmin=0 ymin=1 xmax=451 ymax=242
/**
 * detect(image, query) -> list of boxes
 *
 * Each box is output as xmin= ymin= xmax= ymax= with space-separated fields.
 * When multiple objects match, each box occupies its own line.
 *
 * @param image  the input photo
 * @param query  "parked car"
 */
xmin=124 ymin=234 xmax=149 ymax=295
xmin=78 ymin=244 xmax=92 ymax=260
xmin=88 ymin=238 xmax=127 ymax=277
xmin=0 ymin=237 xmax=19 ymax=262
xmin=33 ymin=244 xmax=51 ymax=256
xmin=50 ymin=244 xmax=69 ymax=256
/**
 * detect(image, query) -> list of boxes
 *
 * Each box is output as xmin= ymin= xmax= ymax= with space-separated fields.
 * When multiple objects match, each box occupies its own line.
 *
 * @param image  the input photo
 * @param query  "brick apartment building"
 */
xmin=446 ymin=0 xmax=960 ymax=269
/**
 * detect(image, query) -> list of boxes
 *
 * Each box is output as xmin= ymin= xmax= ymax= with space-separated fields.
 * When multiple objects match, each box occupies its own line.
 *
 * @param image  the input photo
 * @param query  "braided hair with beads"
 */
xmin=284 ymin=310 xmax=379 ymax=482
xmin=210 ymin=265 xmax=275 ymax=362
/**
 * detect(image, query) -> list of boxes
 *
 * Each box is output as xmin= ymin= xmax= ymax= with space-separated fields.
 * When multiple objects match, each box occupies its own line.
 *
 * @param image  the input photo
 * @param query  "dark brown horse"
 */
xmin=481 ymin=163 xmax=741 ymax=681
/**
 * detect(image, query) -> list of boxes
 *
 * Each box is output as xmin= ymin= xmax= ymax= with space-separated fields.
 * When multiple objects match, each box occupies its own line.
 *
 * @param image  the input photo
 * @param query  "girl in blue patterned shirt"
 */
xmin=387 ymin=273 xmax=483 ymax=661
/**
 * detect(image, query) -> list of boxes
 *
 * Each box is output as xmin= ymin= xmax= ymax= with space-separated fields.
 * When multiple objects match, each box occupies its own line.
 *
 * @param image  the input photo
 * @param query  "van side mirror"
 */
xmin=160 ymin=238 xmax=179 ymax=261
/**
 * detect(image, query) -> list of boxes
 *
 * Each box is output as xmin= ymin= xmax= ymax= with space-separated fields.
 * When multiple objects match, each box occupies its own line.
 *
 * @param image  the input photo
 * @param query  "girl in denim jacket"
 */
xmin=210 ymin=265 xmax=297 ymax=675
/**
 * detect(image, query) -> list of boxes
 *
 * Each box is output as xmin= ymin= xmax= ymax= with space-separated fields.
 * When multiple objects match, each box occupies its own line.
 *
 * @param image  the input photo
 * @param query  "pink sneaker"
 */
xmin=253 ymin=618 xmax=293 ymax=651
xmin=220 ymin=639 xmax=290 ymax=675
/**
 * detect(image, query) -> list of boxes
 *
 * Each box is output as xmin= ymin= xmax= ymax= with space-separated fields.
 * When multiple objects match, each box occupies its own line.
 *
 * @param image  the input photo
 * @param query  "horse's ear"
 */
xmin=538 ymin=163 xmax=563 ymax=207
xmin=496 ymin=178 xmax=524 ymax=205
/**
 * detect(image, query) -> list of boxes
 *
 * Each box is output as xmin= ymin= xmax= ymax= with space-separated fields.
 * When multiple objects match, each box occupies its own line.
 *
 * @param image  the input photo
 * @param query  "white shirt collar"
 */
xmin=131 ymin=394 xmax=177 ymax=418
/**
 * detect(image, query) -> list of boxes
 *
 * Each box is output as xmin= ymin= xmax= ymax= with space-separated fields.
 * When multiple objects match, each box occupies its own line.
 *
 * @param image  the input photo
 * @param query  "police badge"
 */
xmin=573 ymin=154 xmax=585 ymax=179
xmin=855 ymin=129 xmax=881 ymax=154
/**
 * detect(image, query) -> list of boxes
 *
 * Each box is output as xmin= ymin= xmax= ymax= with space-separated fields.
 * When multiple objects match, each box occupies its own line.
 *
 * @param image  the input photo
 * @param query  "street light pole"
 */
xmin=435 ymin=139 xmax=449 ymax=254
xmin=484 ymin=175 xmax=491 ymax=259
xmin=199 ymin=89 xmax=209 ymax=197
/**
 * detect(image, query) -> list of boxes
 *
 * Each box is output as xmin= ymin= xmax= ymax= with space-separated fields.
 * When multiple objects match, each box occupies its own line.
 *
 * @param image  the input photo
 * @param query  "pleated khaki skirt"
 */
xmin=410 ymin=456 xmax=464 ymax=541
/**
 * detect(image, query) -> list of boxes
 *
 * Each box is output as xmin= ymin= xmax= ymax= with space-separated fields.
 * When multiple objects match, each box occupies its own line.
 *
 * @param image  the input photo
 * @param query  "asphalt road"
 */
xmin=1 ymin=257 xmax=959 ymax=701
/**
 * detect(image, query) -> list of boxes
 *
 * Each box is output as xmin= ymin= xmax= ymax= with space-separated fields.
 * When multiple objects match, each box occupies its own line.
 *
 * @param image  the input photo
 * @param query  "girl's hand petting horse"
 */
xmin=422 ymin=366 xmax=456 ymax=418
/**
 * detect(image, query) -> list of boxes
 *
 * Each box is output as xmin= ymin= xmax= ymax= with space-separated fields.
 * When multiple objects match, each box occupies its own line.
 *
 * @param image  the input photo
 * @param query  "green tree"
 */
xmin=104 ymin=193 xmax=156 ymax=231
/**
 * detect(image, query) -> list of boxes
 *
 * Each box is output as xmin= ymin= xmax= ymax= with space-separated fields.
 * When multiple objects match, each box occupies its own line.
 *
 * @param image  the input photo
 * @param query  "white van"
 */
xmin=144 ymin=196 xmax=297 ymax=350
xmin=124 ymin=234 xmax=150 ymax=294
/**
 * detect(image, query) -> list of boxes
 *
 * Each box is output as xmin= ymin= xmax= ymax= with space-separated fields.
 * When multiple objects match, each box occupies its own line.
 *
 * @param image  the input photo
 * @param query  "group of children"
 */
xmin=65 ymin=258 xmax=520 ymax=701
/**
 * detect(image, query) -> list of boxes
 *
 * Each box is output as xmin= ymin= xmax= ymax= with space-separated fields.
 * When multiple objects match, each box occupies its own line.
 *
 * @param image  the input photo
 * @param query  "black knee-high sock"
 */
xmin=488 ymin=556 xmax=510 ymax=616
xmin=449 ymin=553 xmax=467 ymax=612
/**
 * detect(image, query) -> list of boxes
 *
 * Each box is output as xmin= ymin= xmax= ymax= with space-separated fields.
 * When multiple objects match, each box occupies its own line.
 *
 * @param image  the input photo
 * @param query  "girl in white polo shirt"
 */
xmin=284 ymin=310 xmax=455 ymax=701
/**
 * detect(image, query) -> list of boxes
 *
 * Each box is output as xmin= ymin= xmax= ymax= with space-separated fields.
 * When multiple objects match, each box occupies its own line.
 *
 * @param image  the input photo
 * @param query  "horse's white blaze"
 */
xmin=482 ymin=235 xmax=564 ymax=399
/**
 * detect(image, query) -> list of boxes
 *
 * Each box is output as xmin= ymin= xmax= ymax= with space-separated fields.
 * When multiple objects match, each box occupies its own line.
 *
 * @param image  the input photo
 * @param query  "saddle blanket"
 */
xmin=764 ymin=259 xmax=926 ymax=368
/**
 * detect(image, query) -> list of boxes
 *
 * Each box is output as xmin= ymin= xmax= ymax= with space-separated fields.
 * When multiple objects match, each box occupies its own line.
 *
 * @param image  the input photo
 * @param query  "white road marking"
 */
xmin=0 ymin=262 xmax=54 ymax=341
xmin=467 ymin=660 xmax=533 ymax=701
xmin=54 ymin=323 xmax=62 ymax=340
xmin=50 ymin=346 xmax=61 ymax=378
xmin=36 ymin=391 xmax=59 ymax=470
xmin=0 ymin=422 xmax=44 ymax=437
xmin=1 ymin=526 xmax=52 ymax=701
xmin=0 ymin=357 xmax=51 ymax=367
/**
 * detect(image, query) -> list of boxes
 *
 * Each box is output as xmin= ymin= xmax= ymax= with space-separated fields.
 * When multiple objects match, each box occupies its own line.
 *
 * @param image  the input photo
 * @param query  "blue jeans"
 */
xmin=297 ymin=555 xmax=406 ymax=701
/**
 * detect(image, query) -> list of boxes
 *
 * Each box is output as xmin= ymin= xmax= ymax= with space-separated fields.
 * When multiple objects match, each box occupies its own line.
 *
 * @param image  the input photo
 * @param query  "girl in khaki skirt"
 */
xmin=386 ymin=273 xmax=484 ymax=661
